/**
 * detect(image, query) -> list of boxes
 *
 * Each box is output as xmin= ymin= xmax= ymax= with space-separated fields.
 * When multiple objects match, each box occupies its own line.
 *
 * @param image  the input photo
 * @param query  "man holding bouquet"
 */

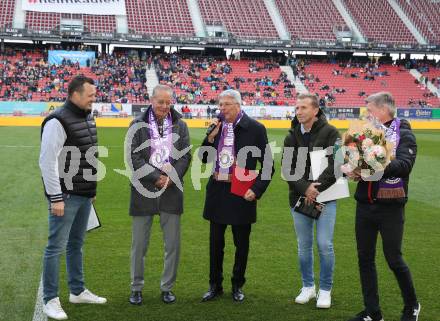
xmin=347 ymin=92 xmax=420 ymax=321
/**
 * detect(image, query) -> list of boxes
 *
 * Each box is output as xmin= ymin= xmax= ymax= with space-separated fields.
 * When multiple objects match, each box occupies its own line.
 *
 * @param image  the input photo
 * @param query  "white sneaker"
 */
xmin=295 ymin=286 xmax=316 ymax=304
xmin=43 ymin=297 xmax=68 ymax=320
xmin=316 ymin=289 xmax=331 ymax=308
xmin=69 ymin=289 xmax=107 ymax=304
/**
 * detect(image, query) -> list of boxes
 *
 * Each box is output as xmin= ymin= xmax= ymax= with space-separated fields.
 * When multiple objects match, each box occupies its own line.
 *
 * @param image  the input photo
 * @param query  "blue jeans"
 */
xmin=43 ymin=194 xmax=91 ymax=303
xmin=291 ymin=201 xmax=336 ymax=291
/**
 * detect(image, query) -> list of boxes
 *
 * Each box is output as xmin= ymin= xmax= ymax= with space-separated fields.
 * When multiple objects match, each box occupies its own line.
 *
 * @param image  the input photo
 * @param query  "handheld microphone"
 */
xmin=206 ymin=111 xmax=223 ymax=136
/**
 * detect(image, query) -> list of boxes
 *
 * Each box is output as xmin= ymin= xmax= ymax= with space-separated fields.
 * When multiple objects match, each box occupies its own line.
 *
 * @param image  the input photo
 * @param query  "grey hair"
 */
xmin=297 ymin=93 xmax=319 ymax=108
xmin=219 ymin=89 xmax=242 ymax=105
xmin=366 ymin=92 xmax=396 ymax=117
xmin=152 ymin=84 xmax=174 ymax=97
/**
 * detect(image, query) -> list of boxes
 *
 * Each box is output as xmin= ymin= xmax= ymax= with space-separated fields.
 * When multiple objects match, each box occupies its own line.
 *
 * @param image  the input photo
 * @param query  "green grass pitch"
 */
xmin=0 ymin=126 xmax=439 ymax=321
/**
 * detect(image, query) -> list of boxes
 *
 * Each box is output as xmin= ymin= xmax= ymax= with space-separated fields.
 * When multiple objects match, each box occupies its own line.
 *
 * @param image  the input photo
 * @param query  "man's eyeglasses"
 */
xmin=219 ymin=102 xmax=238 ymax=107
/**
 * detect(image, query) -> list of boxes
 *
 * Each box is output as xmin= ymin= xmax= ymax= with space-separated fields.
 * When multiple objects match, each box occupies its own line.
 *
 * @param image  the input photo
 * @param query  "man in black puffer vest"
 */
xmin=39 ymin=76 xmax=106 ymax=321
xmin=347 ymin=92 xmax=420 ymax=321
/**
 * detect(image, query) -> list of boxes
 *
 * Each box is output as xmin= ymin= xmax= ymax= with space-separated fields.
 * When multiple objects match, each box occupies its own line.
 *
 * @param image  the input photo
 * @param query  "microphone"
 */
xmin=206 ymin=111 xmax=223 ymax=136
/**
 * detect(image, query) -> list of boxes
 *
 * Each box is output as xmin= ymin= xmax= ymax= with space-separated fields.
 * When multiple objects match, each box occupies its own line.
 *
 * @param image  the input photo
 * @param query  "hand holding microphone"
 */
xmin=206 ymin=113 xmax=222 ymax=143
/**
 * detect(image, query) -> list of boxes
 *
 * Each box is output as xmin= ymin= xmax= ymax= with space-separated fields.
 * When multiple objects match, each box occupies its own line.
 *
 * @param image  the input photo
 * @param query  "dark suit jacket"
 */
xmin=354 ymin=119 xmax=416 ymax=205
xmin=200 ymin=112 xmax=274 ymax=225
xmin=128 ymin=106 xmax=191 ymax=216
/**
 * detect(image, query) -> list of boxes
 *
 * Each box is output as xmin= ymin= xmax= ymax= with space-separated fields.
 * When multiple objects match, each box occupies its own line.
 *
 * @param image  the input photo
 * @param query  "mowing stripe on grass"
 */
xmin=1 ymin=145 xmax=38 ymax=148
xmin=32 ymin=277 xmax=47 ymax=321
xmin=0 ymin=145 xmax=124 ymax=148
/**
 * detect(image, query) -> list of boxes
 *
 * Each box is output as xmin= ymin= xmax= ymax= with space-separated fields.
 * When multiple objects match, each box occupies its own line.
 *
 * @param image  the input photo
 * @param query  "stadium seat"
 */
xmin=125 ymin=0 xmax=195 ymax=35
xmin=275 ymin=0 xmax=347 ymax=41
xmin=25 ymin=12 xmax=116 ymax=32
xmin=342 ymin=0 xmax=416 ymax=44
xmin=0 ymin=50 xmax=148 ymax=104
xmin=395 ymin=0 xmax=440 ymax=44
xmin=198 ymin=0 xmax=279 ymax=39
xmin=0 ymin=0 xmax=15 ymax=28
xmin=303 ymin=62 xmax=438 ymax=107
xmin=156 ymin=56 xmax=296 ymax=105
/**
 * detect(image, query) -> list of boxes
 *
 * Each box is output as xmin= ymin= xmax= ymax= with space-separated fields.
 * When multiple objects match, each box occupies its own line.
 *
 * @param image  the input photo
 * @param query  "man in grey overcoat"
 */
xmin=127 ymin=85 xmax=191 ymax=305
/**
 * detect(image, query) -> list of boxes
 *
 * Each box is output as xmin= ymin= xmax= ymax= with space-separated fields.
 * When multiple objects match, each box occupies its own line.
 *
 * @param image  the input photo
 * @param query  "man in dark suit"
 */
xmin=199 ymin=89 xmax=274 ymax=302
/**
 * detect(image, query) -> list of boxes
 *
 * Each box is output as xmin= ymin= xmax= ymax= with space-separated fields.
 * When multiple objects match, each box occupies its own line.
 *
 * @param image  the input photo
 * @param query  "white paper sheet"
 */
xmin=310 ymin=149 xmax=350 ymax=203
xmin=87 ymin=205 xmax=101 ymax=232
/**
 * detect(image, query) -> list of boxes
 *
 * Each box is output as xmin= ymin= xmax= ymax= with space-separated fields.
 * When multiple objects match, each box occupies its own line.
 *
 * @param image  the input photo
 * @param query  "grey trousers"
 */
xmin=130 ymin=213 xmax=181 ymax=292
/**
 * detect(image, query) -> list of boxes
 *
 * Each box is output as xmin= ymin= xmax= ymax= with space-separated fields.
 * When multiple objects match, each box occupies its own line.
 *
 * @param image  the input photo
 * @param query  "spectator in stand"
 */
xmin=0 ymin=48 xmax=149 ymax=104
xmin=181 ymin=105 xmax=192 ymax=119
xmin=292 ymin=65 xmax=299 ymax=80
xmin=153 ymin=54 xmax=294 ymax=106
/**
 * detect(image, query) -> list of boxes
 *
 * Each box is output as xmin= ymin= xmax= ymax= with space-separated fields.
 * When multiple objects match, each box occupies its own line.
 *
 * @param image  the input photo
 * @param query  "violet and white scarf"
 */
xmin=148 ymin=108 xmax=173 ymax=171
xmin=215 ymin=111 xmax=244 ymax=180
xmin=377 ymin=118 xmax=405 ymax=200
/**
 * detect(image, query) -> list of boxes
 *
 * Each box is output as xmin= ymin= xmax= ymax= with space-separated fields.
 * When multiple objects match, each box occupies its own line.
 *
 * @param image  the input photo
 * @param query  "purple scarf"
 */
xmin=215 ymin=111 xmax=244 ymax=180
xmin=148 ymin=108 xmax=173 ymax=171
xmin=385 ymin=117 xmax=401 ymax=156
xmin=377 ymin=118 xmax=405 ymax=199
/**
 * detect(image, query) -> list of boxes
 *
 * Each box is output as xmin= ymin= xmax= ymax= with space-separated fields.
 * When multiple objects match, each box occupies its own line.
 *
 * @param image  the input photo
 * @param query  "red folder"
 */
xmin=231 ymin=166 xmax=258 ymax=197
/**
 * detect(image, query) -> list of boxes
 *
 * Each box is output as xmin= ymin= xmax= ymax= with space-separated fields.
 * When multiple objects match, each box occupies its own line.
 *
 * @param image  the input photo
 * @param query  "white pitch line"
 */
xmin=32 ymin=276 xmax=47 ymax=321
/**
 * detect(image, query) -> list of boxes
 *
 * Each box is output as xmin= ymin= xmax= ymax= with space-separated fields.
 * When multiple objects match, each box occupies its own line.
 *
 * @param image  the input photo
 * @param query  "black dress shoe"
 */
xmin=232 ymin=288 xmax=245 ymax=302
xmin=129 ymin=291 xmax=142 ymax=305
xmin=201 ymin=286 xmax=224 ymax=302
xmin=162 ymin=291 xmax=176 ymax=304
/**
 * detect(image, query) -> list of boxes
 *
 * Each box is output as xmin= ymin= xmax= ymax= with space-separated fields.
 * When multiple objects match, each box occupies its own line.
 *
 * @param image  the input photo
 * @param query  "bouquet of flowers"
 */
xmin=337 ymin=120 xmax=394 ymax=177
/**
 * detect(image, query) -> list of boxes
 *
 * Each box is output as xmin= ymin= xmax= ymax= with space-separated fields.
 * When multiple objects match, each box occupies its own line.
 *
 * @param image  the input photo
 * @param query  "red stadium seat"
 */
xmin=395 ymin=0 xmax=440 ymax=44
xmin=198 ymin=0 xmax=279 ymax=39
xmin=125 ymin=0 xmax=195 ymax=36
xmin=0 ymin=0 xmax=15 ymax=27
xmin=342 ymin=0 xmax=417 ymax=44
xmin=25 ymin=11 xmax=116 ymax=32
xmin=156 ymin=57 xmax=296 ymax=105
xmin=275 ymin=0 xmax=347 ymax=41
xmin=303 ymin=62 xmax=439 ymax=107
